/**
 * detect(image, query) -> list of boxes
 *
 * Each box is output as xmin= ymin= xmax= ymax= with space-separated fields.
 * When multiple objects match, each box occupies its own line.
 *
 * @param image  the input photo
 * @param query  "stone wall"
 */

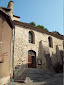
xmin=14 ymin=25 xmax=63 ymax=72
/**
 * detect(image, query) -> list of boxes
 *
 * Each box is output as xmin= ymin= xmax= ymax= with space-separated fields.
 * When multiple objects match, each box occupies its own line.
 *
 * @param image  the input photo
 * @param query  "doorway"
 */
xmin=28 ymin=50 xmax=36 ymax=68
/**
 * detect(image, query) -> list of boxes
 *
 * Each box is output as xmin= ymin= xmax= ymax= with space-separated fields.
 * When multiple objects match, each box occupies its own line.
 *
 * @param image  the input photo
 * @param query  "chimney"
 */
xmin=7 ymin=1 xmax=14 ymax=19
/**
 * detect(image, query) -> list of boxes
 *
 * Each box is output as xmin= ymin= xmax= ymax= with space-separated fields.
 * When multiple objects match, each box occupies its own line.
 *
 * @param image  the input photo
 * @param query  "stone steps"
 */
xmin=14 ymin=68 xmax=28 ymax=83
xmin=25 ymin=68 xmax=53 ymax=83
xmin=14 ymin=68 xmax=54 ymax=83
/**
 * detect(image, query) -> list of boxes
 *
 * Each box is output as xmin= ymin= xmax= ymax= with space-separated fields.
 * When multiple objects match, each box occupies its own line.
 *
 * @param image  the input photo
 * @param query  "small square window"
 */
xmin=38 ymin=59 xmax=42 ymax=65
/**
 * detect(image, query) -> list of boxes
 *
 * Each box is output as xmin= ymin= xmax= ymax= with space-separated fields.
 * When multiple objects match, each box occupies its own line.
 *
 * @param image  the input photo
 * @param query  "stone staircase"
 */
xmin=14 ymin=68 xmax=28 ymax=83
xmin=14 ymin=68 xmax=54 ymax=83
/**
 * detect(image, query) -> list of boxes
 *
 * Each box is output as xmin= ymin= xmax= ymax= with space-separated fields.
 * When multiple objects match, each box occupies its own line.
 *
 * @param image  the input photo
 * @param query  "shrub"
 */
xmin=30 ymin=22 xmax=36 ymax=26
xmin=53 ymin=62 xmax=63 ymax=73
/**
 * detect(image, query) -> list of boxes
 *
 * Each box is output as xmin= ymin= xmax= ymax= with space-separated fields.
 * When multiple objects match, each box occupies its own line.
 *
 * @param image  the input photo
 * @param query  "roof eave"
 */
xmin=13 ymin=20 xmax=63 ymax=40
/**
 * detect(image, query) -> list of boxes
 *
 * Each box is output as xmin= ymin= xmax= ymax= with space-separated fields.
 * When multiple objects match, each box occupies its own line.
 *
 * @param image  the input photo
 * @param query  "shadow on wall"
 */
xmin=37 ymin=41 xmax=54 ymax=73
xmin=51 ymin=46 xmax=63 ymax=73
xmin=13 ymin=41 xmax=63 ymax=83
xmin=51 ymin=50 xmax=63 ymax=73
xmin=37 ymin=41 xmax=63 ymax=73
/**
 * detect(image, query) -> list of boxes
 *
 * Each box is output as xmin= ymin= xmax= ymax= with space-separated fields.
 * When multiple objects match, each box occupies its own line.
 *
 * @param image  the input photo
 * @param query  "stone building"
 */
xmin=0 ymin=1 xmax=63 ymax=84
xmin=14 ymin=21 xmax=63 ymax=74
xmin=10 ymin=1 xmax=63 ymax=72
xmin=0 ymin=8 xmax=14 ymax=84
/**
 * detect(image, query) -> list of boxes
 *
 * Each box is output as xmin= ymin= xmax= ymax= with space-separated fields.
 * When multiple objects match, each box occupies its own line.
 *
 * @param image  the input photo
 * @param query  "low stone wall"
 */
xmin=14 ymin=64 xmax=27 ymax=80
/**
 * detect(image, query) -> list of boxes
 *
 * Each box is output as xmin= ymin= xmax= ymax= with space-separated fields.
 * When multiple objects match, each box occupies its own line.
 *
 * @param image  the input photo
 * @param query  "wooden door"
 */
xmin=28 ymin=50 xmax=36 ymax=68
xmin=32 ymin=56 xmax=36 ymax=68
xmin=28 ymin=55 xmax=32 ymax=68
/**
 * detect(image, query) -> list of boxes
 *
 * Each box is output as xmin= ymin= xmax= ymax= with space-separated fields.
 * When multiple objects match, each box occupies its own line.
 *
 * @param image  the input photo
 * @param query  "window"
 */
xmin=38 ymin=59 xmax=42 ymax=65
xmin=29 ymin=31 xmax=35 ymax=44
xmin=48 ymin=36 xmax=53 ymax=48
xmin=29 ymin=31 xmax=33 ymax=43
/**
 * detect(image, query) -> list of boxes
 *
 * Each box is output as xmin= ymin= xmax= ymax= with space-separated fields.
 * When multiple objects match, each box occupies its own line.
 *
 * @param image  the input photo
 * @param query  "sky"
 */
xmin=0 ymin=0 xmax=63 ymax=35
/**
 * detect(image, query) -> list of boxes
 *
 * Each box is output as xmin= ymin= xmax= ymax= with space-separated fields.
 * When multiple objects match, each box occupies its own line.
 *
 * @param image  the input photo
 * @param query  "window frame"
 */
xmin=48 ymin=36 xmax=53 ymax=48
xmin=29 ymin=31 xmax=35 ymax=44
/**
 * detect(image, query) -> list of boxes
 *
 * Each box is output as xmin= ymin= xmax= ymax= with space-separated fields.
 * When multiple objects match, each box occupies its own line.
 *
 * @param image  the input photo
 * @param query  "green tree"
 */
xmin=37 ymin=25 xmax=44 ymax=30
xmin=45 ymin=28 xmax=48 ymax=31
xmin=30 ymin=22 xmax=36 ymax=26
xmin=37 ymin=25 xmax=48 ymax=31
xmin=29 ymin=22 xmax=49 ymax=31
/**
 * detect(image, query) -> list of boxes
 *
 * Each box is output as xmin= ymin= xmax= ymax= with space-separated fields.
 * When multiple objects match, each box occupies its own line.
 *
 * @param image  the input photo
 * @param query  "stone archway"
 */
xmin=28 ymin=50 xmax=36 ymax=68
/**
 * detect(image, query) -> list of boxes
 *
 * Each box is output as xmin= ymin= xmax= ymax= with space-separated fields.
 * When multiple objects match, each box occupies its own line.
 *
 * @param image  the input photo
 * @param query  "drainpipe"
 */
xmin=12 ymin=25 xmax=15 ymax=85
xmin=10 ymin=28 xmax=12 ymax=81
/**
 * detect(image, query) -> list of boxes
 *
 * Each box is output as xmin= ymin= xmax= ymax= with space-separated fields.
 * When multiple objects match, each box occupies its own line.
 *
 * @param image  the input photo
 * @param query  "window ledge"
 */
xmin=29 ymin=43 xmax=35 ymax=44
